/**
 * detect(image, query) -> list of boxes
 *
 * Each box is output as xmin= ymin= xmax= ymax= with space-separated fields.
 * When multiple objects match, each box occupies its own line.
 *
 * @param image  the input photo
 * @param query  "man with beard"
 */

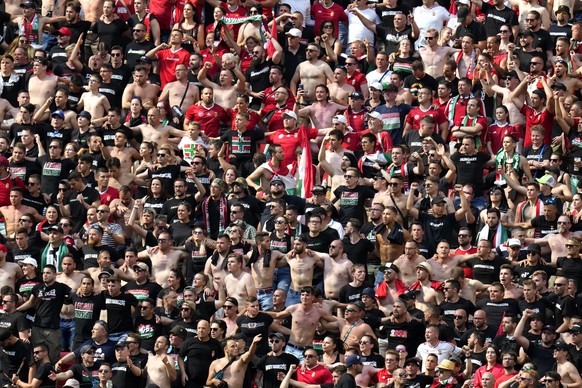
xmin=159 ymin=178 xmax=199 ymax=223
xmin=179 ymin=320 xmax=222 ymax=388
xmin=125 ymin=23 xmax=156 ymax=69
xmin=551 ymin=61 xmax=582 ymax=95
xmin=342 ymin=218 xmax=375 ymax=268
xmin=184 ymin=88 xmax=229 ymax=138
xmin=318 ymin=145 xmax=357 ymax=202
xmin=80 ymin=225 xmax=121 ymax=270
xmin=460 ymin=310 xmax=501 ymax=345
xmin=145 ymin=30 xmax=190 ymax=88
xmin=476 ymin=283 xmax=520 ymax=333
xmin=122 ymin=66 xmax=160 ymax=111
xmin=393 ymin=241 xmax=427 ymax=287
xmin=204 ymin=234 xmax=232 ymax=292
xmin=377 ymin=299 xmax=425 ymax=355
xmin=144 ymin=336 xmax=176 ymax=387
xmin=256 ymin=332 xmax=298 ymax=388
xmin=246 ymin=44 xmax=283 ymax=111
xmin=290 ymin=43 xmax=334 ymax=103
xmin=333 ymin=167 xmax=376 ymax=225
xmin=297 ymin=84 xmax=346 ymax=129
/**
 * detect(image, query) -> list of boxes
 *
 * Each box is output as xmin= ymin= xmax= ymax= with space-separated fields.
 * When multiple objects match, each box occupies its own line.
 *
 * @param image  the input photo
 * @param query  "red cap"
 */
xmin=56 ymin=27 xmax=72 ymax=36
xmin=0 ymin=244 xmax=8 ymax=253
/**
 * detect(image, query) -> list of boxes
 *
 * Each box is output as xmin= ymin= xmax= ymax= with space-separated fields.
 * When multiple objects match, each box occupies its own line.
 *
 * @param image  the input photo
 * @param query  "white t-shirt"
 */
xmin=346 ymin=8 xmax=381 ymax=45
xmin=413 ymin=4 xmax=450 ymax=49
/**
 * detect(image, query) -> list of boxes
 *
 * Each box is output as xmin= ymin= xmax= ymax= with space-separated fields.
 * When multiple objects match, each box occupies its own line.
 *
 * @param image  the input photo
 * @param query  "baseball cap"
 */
xmin=132 ymin=262 xmax=150 ymax=273
xmin=225 ymin=296 xmax=239 ymax=306
xmin=0 ymin=156 xmax=9 ymax=168
xmin=554 ymin=341 xmax=569 ymax=350
xmin=137 ymin=56 xmax=152 ymax=64
xmin=0 ymin=244 xmax=8 ymax=253
xmin=367 ymin=111 xmax=383 ymax=121
xmin=169 ymin=325 xmax=187 ymax=339
xmin=361 ymin=287 xmax=376 ymax=298
xmin=378 ymin=263 xmax=400 ymax=274
xmin=542 ymin=324 xmax=556 ymax=333
xmin=536 ymin=174 xmax=556 ymax=188
xmin=526 ymin=243 xmax=541 ymax=254
xmin=520 ymin=30 xmax=534 ymax=38
xmin=415 ymin=262 xmax=433 ymax=275
xmin=370 ymin=81 xmax=383 ymax=91
xmin=286 ymin=28 xmax=302 ymax=38
xmin=404 ymin=358 xmax=421 ymax=367
xmin=431 ymin=196 xmax=446 ymax=205
xmin=503 ymin=70 xmax=518 ymax=79
xmin=20 ymin=258 xmax=38 ymax=267
xmin=269 ymin=332 xmax=286 ymax=341
xmin=282 ymin=110 xmax=297 ymax=120
xmin=332 ymin=115 xmax=348 ymax=124
xmin=231 ymin=177 xmax=248 ymax=190
xmin=551 ymin=82 xmax=567 ymax=91
xmin=270 ymin=177 xmax=284 ymax=186
xmin=20 ymin=0 xmax=35 ymax=8
xmin=114 ymin=341 xmax=128 ymax=349
xmin=349 ymin=92 xmax=364 ymax=100
xmin=567 ymin=323 xmax=581 ymax=334
xmin=79 ymin=344 xmax=96 ymax=354
xmin=507 ymin=238 xmax=521 ymax=248
xmin=98 ymin=269 xmax=114 ymax=279
xmin=311 ymin=185 xmax=326 ymax=194
xmin=345 ymin=354 xmax=365 ymax=367
xmin=182 ymin=301 xmax=196 ymax=311
xmin=384 ymin=83 xmax=399 ymax=93
xmin=352 ymin=300 xmax=366 ymax=311
xmin=78 ymin=111 xmax=92 ymax=121
xmin=51 ymin=110 xmax=65 ymax=119
xmin=47 ymin=225 xmax=64 ymax=234
xmin=63 ymin=379 xmax=80 ymax=388
xmin=54 ymin=27 xmax=72 ymax=36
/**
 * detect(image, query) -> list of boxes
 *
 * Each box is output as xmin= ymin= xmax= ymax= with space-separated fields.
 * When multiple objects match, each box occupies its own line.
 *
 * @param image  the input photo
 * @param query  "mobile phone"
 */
xmin=298 ymin=83 xmax=304 ymax=90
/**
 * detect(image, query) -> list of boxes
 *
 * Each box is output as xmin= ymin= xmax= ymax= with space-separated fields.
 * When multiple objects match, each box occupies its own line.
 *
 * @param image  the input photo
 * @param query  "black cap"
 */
xmin=115 ymin=341 xmax=128 ymax=349
xmin=47 ymin=225 xmax=64 ymax=234
xmin=555 ymin=5 xmax=571 ymax=16
xmin=349 ymin=92 xmax=364 ymax=100
xmin=554 ymin=341 xmax=569 ymax=350
xmin=503 ymin=70 xmax=518 ymax=79
xmin=270 ymin=177 xmax=284 ymax=186
xmin=20 ymin=0 xmax=36 ymax=8
xmin=457 ymin=7 xmax=470 ymax=19
xmin=400 ymin=289 xmax=417 ymax=301
xmin=404 ymin=357 xmax=421 ymax=367
xmin=352 ymin=300 xmax=366 ymax=311
xmin=520 ymin=30 xmax=534 ymax=38
xmin=361 ymin=287 xmax=376 ymax=298
xmin=311 ymin=185 xmax=326 ymax=194
xmin=542 ymin=324 xmax=556 ymax=333
xmin=431 ymin=196 xmax=446 ymax=205
xmin=526 ymin=243 xmax=541 ymax=254
xmin=385 ymin=83 xmax=399 ymax=93
xmin=137 ymin=56 xmax=152 ymax=64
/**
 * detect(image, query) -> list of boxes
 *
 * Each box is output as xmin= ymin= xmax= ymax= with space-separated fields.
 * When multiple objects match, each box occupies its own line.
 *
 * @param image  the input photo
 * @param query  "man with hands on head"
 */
xmin=207 ymin=334 xmax=262 ymax=388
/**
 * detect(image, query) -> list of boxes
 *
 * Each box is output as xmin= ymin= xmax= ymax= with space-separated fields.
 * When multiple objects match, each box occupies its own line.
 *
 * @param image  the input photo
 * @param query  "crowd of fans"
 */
xmin=0 ymin=0 xmax=580 ymax=386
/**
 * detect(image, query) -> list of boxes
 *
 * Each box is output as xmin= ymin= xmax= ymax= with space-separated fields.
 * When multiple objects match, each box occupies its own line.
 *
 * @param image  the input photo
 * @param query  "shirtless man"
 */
xmin=122 ymin=66 xmax=160 ymax=111
xmin=551 ymin=60 xmax=582 ymax=96
xmin=393 ymin=241 xmax=427 ymax=286
xmin=198 ymin=63 xmax=245 ymax=109
xmin=376 ymin=206 xmax=410 ymax=263
xmin=290 ymin=43 xmax=334 ymax=102
xmin=78 ymin=0 xmax=105 ymax=22
xmin=158 ymin=64 xmax=199 ymax=124
xmin=297 ymin=84 xmax=346 ymax=129
xmin=145 ymin=336 xmax=177 ymax=387
xmin=132 ymin=108 xmax=186 ymax=145
xmin=280 ymin=237 xmax=324 ymax=306
xmin=247 ymin=232 xmax=285 ymax=310
xmin=315 ymin=240 xmax=353 ymax=300
xmin=245 ymin=144 xmax=289 ymax=193
xmin=56 ymin=255 xmax=85 ymax=291
xmin=450 ymin=267 xmax=489 ymax=304
xmin=428 ymin=240 xmax=473 ymax=282
xmin=418 ymin=28 xmax=458 ymax=78
xmin=78 ymin=74 xmax=111 ymax=122
xmin=318 ymin=132 xmax=353 ymax=198
xmin=207 ymin=335 xmax=261 ymax=388
xmin=499 ymin=264 xmax=523 ymax=299
xmin=87 ymin=250 xmax=132 ymax=292
xmin=412 ymin=262 xmax=443 ymax=312
xmin=0 ymin=244 xmax=22 ymax=290
xmin=109 ymin=131 xmax=141 ymax=174
xmin=324 ymin=301 xmax=376 ymax=350
xmin=27 ymin=59 xmax=58 ymax=109
xmin=138 ymin=230 xmax=184 ymax=288
xmin=380 ymin=176 xmax=408 ymax=225
xmin=12 ymin=4 xmax=65 ymax=48
xmin=266 ymin=287 xmax=336 ymax=362
xmin=481 ymin=69 xmax=526 ymax=131
xmin=223 ymin=253 xmax=256 ymax=307
xmin=530 ymin=214 xmax=582 ymax=263
xmin=0 ymin=188 xmax=44 ymax=237
xmin=328 ymin=67 xmax=356 ymax=106
xmin=204 ymin=234 xmax=232 ymax=291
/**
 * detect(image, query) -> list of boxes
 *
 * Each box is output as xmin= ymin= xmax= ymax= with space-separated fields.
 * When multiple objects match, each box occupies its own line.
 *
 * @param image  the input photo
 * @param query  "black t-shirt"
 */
xmin=333 ymin=185 xmax=376 ymax=225
xmin=376 ymin=25 xmax=414 ymax=55
xmin=342 ymin=237 xmax=374 ymax=267
xmin=122 ymin=280 xmax=163 ymax=302
xmin=518 ymin=298 xmax=554 ymax=323
xmin=375 ymin=4 xmax=411 ymax=29
xmin=475 ymin=298 xmax=520 ymax=332
xmin=104 ymin=291 xmax=138 ymax=333
xmin=179 ymin=337 xmax=223 ymax=386
xmin=0 ymin=74 xmax=23 ymax=106
xmin=450 ymin=151 xmax=491 ymax=195
xmin=92 ymin=20 xmax=129 ymax=49
xmin=530 ymin=215 xmax=558 ymax=239
xmin=111 ymin=361 xmax=141 ymax=387
xmin=48 ymin=45 xmax=68 ymax=65
xmin=70 ymin=293 xmax=105 ymax=346
xmin=220 ymin=129 xmax=265 ymax=168
xmin=514 ymin=261 xmax=557 ymax=284
xmin=439 ymin=297 xmax=476 ymax=327
xmin=68 ymin=363 xmax=99 ymax=388
xmin=0 ymin=339 xmax=32 ymax=382
xmin=98 ymin=124 xmax=133 ymax=148
xmin=454 ymin=20 xmax=486 ymax=43
xmin=41 ymin=124 xmax=72 ymax=150
xmin=556 ymin=256 xmax=582 ymax=286
xmin=66 ymin=186 xmax=100 ymax=229
xmin=481 ymin=3 xmax=519 ymax=37
xmin=363 ymin=353 xmax=385 ymax=368
xmin=522 ymin=145 xmax=552 ymax=178
xmin=10 ymin=159 xmax=41 ymax=183
xmin=338 ymin=281 xmax=373 ymax=304
xmin=555 ymin=295 xmax=577 ymax=327
xmin=150 ymin=164 xmax=182 ymax=196
xmin=80 ymin=245 xmax=120 ymax=269
xmin=256 ymin=352 xmax=299 ymax=388
xmin=33 ymin=362 xmax=54 ymax=387
xmin=0 ymin=311 xmax=29 ymax=338
xmin=31 ymin=281 xmax=72 ymax=329
xmin=525 ymin=342 xmax=555 ymax=378
xmin=379 ymin=319 xmax=426 ymax=355
xmin=99 ymin=81 xmax=125 ymax=108
xmin=36 ymin=156 xmax=76 ymax=194
xmin=405 ymin=374 xmax=434 ymax=388
xmin=403 ymin=73 xmax=438 ymax=96
xmin=418 ymin=212 xmax=457 ymax=253
xmin=134 ymin=315 xmax=163 ymax=351
xmin=531 ymin=28 xmax=552 ymax=54
xmin=160 ymin=195 xmax=197 ymax=223
xmin=11 ymin=245 xmax=42 ymax=266
xmin=245 ymin=59 xmax=274 ymax=97
xmin=236 ymin=312 xmax=274 ymax=357
xmin=125 ymin=39 xmax=157 ymax=69
xmin=466 ymin=256 xmax=510 ymax=284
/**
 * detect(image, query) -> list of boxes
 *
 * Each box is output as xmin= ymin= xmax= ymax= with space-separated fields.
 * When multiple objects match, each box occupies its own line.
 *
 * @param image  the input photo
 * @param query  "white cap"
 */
xmin=20 ymin=258 xmax=38 ymax=268
xmin=456 ymin=0 xmax=470 ymax=4
xmin=282 ymin=110 xmax=298 ymax=120
xmin=333 ymin=115 xmax=348 ymax=124
xmin=286 ymin=28 xmax=302 ymax=38
xmin=367 ymin=111 xmax=383 ymax=121
xmin=63 ymin=379 xmax=80 ymax=388
xmin=370 ymin=81 xmax=383 ymax=91
xmin=507 ymin=238 xmax=521 ymax=248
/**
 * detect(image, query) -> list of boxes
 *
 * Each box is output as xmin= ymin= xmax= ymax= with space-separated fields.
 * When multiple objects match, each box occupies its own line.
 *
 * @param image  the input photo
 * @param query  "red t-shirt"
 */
xmin=345 ymin=108 xmax=366 ymax=133
xmin=99 ymin=187 xmax=120 ymax=206
xmin=342 ymin=132 xmax=362 ymax=152
xmin=115 ymin=0 xmax=134 ymax=22
xmin=452 ymin=115 xmax=489 ymax=149
xmin=406 ymin=106 xmax=447 ymax=133
xmin=262 ymin=87 xmax=295 ymax=113
xmin=185 ymin=103 xmax=229 ymax=137
xmin=220 ymin=2 xmax=247 ymax=39
xmin=149 ymin=0 xmax=173 ymax=30
xmin=346 ymin=71 xmax=368 ymax=93
xmin=156 ymin=47 xmax=190 ymax=88
xmin=200 ymin=45 xmax=229 ymax=79
xmin=520 ymin=105 xmax=554 ymax=148
xmin=486 ymin=123 xmax=519 ymax=155
xmin=311 ymin=2 xmax=347 ymax=38
xmin=228 ymin=108 xmax=260 ymax=131
xmin=376 ymin=369 xmax=393 ymax=386
xmin=296 ymin=365 xmax=333 ymax=384
xmin=267 ymin=127 xmax=318 ymax=167
xmin=0 ymin=176 xmax=25 ymax=207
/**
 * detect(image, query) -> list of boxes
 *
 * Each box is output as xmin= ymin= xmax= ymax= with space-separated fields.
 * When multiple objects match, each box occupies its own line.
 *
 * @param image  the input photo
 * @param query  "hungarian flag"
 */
xmin=266 ymin=9 xmax=278 ymax=58
xmin=296 ymin=126 xmax=314 ymax=199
